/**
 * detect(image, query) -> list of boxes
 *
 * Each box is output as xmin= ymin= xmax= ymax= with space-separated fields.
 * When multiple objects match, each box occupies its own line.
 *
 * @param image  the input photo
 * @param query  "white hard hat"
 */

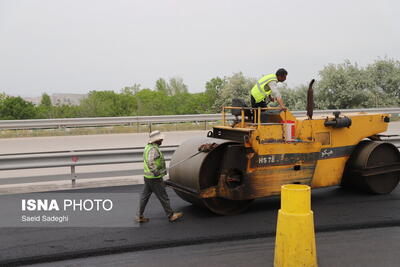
xmin=149 ymin=130 xmax=165 ymax=143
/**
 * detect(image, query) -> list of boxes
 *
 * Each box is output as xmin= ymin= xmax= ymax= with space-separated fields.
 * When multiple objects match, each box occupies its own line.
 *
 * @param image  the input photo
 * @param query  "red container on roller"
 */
xmin=281 ymin=120 xmax=296 ymax=142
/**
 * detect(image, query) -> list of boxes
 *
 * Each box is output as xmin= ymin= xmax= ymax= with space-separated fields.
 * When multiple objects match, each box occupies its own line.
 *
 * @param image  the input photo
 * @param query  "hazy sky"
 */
xmin=1 ymin=0 xmax=399 ymax=97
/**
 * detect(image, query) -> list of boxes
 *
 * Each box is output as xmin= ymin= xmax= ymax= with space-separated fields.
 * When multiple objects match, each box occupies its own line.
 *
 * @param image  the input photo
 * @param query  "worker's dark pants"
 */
xmin=250 ymin=95 xmax=268 ymax=122
xmin=137 ymin=177 xmax=174 ymax=218
xmin=251 ymin=95 xmax=268 ymax=109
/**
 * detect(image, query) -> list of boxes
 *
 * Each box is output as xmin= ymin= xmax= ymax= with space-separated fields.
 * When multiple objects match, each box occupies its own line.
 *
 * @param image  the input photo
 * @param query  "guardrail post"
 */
xmin=204 ymin=120 xmax=207 ymax=130
xmin=149 ymin=122 xmax=152 ymax=133
xmin=71 ymin=165 xmax=77 ymax=187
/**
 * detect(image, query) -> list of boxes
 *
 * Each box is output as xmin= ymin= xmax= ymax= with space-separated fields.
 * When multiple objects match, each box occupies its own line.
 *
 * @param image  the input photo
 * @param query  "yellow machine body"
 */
xmin=220 ymin=109 xmax=388 ymax=198
xmin=167 ymin=106 xmax=398 ymax=215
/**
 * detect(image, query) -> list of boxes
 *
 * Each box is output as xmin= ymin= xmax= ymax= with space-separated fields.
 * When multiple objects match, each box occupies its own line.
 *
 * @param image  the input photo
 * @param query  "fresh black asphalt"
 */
xmin=28 ymin=227 xmax=400 ymax=267
xmin=0 ymin=184 xmax=399 ymax=265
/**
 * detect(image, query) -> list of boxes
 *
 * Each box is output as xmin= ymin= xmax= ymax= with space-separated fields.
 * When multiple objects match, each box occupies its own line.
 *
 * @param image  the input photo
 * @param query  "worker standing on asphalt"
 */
xmin=250 ymin=68 xmax=288 ymax=110
xmin=136 ymin=130 xmax=183 ymax=223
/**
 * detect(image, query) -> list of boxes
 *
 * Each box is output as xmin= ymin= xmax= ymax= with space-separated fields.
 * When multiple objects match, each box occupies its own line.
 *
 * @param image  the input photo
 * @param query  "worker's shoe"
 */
xmin=135 ymin=216 xmax=150 ymax=223
xmin=169 ymin=212 xmax=183 ymax=222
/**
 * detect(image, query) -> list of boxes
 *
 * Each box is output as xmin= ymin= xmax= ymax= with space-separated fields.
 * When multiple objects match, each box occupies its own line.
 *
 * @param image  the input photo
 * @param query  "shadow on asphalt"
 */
xmin=172 ymin=186 xmax=386 ymax=218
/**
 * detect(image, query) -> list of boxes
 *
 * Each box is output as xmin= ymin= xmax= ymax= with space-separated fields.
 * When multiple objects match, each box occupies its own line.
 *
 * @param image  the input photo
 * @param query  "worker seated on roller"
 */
xmin=250 ymin=68 xmax=288 ymax=122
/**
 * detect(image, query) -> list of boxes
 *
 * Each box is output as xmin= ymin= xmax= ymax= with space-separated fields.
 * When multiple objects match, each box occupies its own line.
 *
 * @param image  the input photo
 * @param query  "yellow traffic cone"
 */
xmin=274 ymin=184 xmax=317 ymax=267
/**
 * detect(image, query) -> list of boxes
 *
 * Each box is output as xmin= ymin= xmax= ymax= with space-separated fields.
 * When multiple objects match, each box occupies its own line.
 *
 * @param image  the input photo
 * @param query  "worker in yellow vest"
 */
xmin=136 ymin=130 xmax=183 ymax=223
xmin=250 ymin=68 xmax=288 ymax=110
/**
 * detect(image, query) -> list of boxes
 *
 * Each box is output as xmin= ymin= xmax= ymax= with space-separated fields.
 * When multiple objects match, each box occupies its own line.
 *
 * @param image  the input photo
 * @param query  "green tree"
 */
xmin=40 ymin=93 xmax=52 ymax=107
xmin=366 ymin=58 xmax=400 ymax=106
xmin=191 ymin=92 xmax=210 ymax=114
xmin=279 ymin=84 xmax=309 ymax=110
xmin=53 ymin=104 xmax=82 ymax=118
xmin=0 ymin=96 xmax=37 ymax=119
xmin=0 ymin=92 xmax=6 ymax=102
xmin=37 ymin=93 xmax=54 ymax=118
xmin=121 ymin=84 xmax=141 ymax=95
xmin=205 ymin=77 xmax=226 ymax=113
xmin=215 ymin=72 xmax=256 ymax=111
xmin=169 ymin=92 xmax=192 ymax=114
xmin=135 ymin=89 xmax=171 ymax=115
xmin=315 ymin=61 xmax=376 ymax=109
xmin=155 ymin=78 xmax=170 ymax=94
xmin=80 ymin=91 xmax=137 ymax=117
xmin=168 ymin=77 xmax=188 ymax=95
xmin=167 ymin=92 xmax=209 ymax=115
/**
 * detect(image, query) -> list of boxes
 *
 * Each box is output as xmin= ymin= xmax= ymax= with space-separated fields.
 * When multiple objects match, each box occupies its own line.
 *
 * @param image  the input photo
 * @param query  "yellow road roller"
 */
xmin=166 ymin=84 xmax=400 ymax=215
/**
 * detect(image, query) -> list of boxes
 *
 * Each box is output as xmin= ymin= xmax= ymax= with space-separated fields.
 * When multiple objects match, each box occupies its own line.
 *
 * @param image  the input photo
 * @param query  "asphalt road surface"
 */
xmin=27 ymin=227 xmax=400 ymax=267
xmin=0 ymin=184 xmax=399 ymax=266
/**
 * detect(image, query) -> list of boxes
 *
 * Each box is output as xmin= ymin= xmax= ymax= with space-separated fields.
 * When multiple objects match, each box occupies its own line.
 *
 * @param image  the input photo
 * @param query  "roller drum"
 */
xmin=169 ymin=137 xmax=253 ymax=215
xmin=342 ymin=140 xmax=400 ymax=194
xmin=168 ymin=137 xmax=233 ymax=204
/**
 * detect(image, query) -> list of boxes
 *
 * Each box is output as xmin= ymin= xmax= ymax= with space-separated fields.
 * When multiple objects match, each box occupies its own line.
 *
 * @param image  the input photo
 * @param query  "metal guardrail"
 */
xmin=0 ymin=108 xmax=399 ymax=130
xmin=0 ymin=145 xmax=178 ymax=186
xmin=0 ymin=138 xmax=398 ymax=186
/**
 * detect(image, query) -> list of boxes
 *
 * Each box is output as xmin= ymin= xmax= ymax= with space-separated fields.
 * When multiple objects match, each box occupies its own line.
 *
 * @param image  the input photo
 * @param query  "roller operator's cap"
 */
xmin=149 ymin=130 xmax=165 ymax=143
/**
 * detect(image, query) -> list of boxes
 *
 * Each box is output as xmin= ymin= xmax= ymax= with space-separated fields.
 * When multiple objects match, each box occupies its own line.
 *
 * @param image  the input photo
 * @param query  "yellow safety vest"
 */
xmin=250 ymin=74 xmax=278 ymax=103
xmin=143 ymin=143 xmax=166 ymax=179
